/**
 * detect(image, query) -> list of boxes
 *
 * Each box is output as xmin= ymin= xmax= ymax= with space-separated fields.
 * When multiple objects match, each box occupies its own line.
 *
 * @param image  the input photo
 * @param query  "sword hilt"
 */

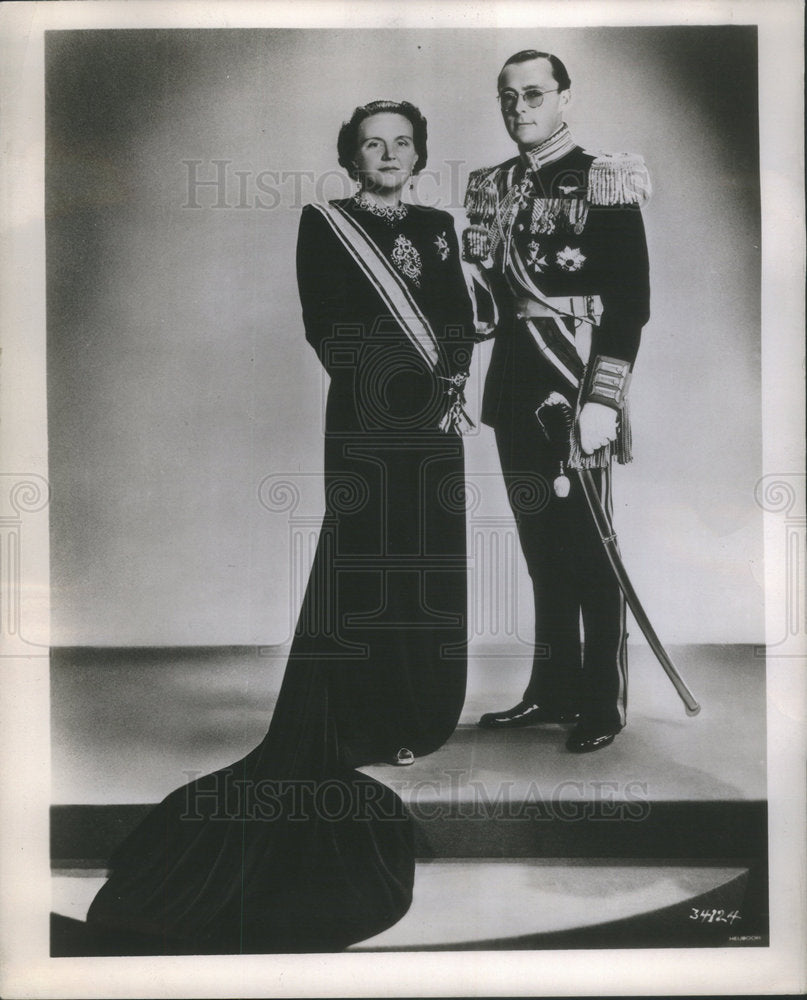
xmin=535 ymin=394 xmax=575 ymax=498
xmin=535 ymin=393 xmax=575 ymax=461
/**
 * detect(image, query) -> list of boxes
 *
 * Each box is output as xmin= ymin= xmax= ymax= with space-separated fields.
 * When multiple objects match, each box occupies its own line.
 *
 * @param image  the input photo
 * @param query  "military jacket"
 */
xmin=464 ymin=128 xmax=651 ymax=429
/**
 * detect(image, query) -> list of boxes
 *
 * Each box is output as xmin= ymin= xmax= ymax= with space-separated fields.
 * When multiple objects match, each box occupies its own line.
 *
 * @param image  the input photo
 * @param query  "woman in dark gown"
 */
xmin=86 ymin=100 xmax=476 ymax=954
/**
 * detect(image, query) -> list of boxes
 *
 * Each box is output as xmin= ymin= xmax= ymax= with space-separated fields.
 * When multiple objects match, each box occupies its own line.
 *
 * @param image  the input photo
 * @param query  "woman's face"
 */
xmin=353 ymin=113 xmax=419 ymax=196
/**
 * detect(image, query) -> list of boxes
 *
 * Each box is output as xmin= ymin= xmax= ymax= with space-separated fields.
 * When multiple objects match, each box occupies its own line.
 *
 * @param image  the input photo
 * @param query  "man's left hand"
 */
xmin=578 ymin=402 xmax=618 ymax=455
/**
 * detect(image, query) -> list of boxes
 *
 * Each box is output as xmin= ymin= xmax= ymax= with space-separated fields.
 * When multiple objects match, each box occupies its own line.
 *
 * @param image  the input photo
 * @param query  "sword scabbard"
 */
xmin=578 ymin=469 xmax=701 ymax=716
xmin=535 ymin=396 xmax=701 ymax=716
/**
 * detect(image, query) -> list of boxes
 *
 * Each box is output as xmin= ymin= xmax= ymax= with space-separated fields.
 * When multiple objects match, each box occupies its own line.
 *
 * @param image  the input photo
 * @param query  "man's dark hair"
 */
xmin=337 ymin=100 xmax=428 ymax=180
xmin=498 ymin=50 xmax=572 ymax=92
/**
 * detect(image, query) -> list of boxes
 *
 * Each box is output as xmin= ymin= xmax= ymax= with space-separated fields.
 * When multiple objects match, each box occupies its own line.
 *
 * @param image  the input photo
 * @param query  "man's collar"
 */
xmin=520 ymin=124 xmax=577 ymax=171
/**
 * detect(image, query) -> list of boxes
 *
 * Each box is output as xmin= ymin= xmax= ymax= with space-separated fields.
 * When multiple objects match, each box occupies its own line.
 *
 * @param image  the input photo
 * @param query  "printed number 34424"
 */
xmin=689 ymin=908 xmax=741 ymax=924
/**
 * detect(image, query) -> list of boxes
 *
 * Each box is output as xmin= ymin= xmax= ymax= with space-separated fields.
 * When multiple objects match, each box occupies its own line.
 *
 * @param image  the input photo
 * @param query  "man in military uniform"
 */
xmin=463 ymin=49 xmax=651 ymax=752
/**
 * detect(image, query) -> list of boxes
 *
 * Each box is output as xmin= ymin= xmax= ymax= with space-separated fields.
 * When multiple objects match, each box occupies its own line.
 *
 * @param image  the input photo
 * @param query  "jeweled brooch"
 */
xmin=391 ymin=234 xmax=423 ymax=285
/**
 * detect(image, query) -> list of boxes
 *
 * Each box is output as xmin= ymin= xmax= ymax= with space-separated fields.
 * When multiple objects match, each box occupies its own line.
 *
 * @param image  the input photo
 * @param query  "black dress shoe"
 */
xmin=478 ymin=700 xmax=580 ymax=728
xmin=565 ymin=725 xmax=621 ymax=753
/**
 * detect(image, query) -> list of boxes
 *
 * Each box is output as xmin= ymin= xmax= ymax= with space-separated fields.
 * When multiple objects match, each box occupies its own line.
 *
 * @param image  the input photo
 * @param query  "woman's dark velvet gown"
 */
xmin=85 ymin=198 xmax=476 ymax=953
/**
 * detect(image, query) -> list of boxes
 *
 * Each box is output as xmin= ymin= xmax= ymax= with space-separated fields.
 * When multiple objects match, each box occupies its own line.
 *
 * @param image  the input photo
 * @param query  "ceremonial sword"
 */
xmin=537 ymin=397 xmax=701 ymax=716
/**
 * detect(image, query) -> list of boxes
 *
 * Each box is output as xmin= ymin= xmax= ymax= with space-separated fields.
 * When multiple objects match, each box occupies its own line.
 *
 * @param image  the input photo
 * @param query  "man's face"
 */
xmin=498 ymin=58 xmax=569 ymax=150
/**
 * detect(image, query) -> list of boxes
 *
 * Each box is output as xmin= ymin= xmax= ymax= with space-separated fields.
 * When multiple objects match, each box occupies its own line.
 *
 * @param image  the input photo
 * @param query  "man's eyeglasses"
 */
xmin=497 ymin=87 xmax=559 ymax=112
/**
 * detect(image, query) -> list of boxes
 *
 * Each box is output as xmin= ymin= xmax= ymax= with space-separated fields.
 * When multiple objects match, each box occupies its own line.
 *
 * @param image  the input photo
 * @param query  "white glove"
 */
xmin=578 ymin=402 xmax=618 ymax=455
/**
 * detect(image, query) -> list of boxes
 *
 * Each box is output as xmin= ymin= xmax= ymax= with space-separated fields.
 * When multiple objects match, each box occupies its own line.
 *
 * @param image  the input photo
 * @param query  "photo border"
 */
xmin=1 ymin=1 xmax=804 ymax=996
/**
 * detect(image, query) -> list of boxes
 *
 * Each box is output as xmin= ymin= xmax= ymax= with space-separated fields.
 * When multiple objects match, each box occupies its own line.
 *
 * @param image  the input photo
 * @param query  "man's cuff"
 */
xmin=585 ymin=355 xmax=632 ymax=409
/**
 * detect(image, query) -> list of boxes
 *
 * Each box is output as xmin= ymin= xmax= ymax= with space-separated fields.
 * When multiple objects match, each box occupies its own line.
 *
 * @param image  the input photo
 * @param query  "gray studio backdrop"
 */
xmin=47 ymin=26 xmax=761 ymax=647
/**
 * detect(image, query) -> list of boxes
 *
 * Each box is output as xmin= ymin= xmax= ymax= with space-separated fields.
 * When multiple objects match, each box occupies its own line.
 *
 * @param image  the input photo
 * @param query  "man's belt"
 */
xmin=514 ymin=294 xmax=601 ymax=326
xmin=514 ymin=293 xmax=602 ymax=382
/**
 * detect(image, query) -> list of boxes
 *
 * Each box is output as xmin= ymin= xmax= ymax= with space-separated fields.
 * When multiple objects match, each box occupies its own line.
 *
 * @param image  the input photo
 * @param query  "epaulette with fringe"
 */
xmin=584 ymin=151 xmax=651 ymax=207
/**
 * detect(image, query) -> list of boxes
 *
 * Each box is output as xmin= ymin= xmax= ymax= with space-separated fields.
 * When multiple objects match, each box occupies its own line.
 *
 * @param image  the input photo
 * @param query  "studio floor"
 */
xmin=51 ymin=643 xmax=765 ymax=805
xmin=50 ymin=642 xmax=768 ymax=951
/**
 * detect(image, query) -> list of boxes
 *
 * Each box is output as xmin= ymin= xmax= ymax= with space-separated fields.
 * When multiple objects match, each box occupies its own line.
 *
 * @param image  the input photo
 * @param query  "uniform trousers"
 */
xmin=494 ymin=409 xmax=628 ymax=732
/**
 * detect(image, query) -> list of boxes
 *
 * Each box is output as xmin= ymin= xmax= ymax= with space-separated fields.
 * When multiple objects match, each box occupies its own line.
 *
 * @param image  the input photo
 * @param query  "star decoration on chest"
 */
xmin=434 ymin=232 xmax=450 ymax=261
xmin=555 ymin=246 xmax=586 ymax=272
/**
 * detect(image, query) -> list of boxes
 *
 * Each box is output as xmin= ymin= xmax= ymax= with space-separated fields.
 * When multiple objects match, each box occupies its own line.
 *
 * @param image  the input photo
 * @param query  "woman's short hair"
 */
xmin=337 ymin=100 xmax=428 ymax=180
xmin=498 ymin=50 xmax=572 ymax=92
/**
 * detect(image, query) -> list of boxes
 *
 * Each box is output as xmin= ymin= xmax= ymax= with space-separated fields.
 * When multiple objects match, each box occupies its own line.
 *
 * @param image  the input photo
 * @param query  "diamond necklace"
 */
xmin=351 ymin=192 xmax=409 ymax=224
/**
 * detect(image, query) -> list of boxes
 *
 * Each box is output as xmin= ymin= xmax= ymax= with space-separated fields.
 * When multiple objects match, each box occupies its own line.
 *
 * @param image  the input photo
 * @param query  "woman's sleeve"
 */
xmin=440 ymin=215 xmax=477 ymax=376
xmin=295 ymin=205 xmax=348 ymax=371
